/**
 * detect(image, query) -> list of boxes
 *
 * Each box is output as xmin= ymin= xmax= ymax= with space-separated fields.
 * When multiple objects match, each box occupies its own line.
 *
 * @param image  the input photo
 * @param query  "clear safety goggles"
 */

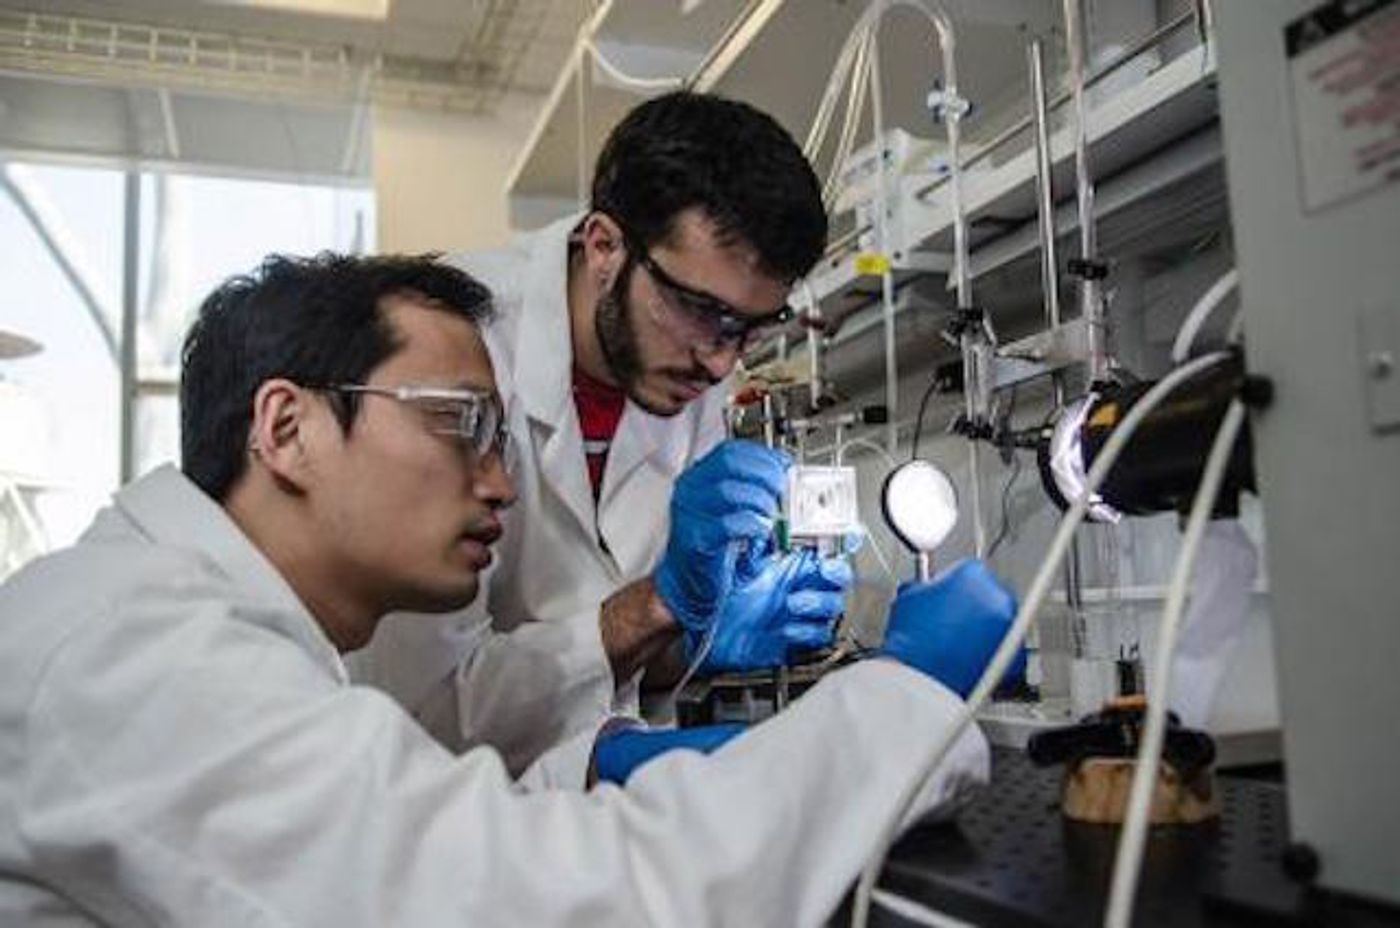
xmin=325 ymin=384 xmax=516 ymax=472
xmin=631 ymin=243 xmax=793 ymax=356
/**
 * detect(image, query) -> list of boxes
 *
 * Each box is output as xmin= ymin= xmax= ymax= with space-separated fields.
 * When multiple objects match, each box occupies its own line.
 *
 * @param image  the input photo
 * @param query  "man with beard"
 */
xmin=350 ymin=92 xmax=842 ymax=772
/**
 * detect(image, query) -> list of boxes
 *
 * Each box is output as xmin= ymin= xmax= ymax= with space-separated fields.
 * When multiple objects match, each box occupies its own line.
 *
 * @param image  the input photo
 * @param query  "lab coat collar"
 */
xmin=514 ymin=213 xmax=585 ymax=430
xmin=114 ymin=465 xmax=348 ymax=684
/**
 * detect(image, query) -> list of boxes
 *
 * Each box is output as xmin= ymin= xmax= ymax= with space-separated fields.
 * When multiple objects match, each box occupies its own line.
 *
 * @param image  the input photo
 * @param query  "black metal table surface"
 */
xmin=844 ymin=749 xmax=1400 ymax=927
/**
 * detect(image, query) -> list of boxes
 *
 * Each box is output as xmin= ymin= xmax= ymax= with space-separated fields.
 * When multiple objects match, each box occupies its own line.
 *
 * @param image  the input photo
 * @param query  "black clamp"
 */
xmin=1067 ymin=257 xmax=1109 ymax=280
xmin=1027 ymin=703 xmax=1216 ymax=782
xmin=943 ymin=305 xmax=985 ymax=339
xmin=950 ymin=413 xmax=995 ymax=443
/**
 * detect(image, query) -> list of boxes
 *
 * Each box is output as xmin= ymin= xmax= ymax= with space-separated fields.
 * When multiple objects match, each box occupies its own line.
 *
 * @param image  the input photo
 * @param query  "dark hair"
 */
xmin=591 ymin=91 xmax=826 ymax=282
xmin=179 ymin=252 xmax=492 ymax=501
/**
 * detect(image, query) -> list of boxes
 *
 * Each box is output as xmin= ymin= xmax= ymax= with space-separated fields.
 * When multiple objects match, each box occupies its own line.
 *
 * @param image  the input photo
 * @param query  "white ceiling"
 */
xmin=0 ymin=0 xmax=583 ymax=180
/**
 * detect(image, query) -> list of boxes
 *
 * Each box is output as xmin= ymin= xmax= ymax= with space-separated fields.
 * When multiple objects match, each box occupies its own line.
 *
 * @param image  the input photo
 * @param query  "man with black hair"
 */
xmin=0 ymin=251 xmax=1015 ymax=925
xmin=353 ymin=92 xmax=840 ymax=771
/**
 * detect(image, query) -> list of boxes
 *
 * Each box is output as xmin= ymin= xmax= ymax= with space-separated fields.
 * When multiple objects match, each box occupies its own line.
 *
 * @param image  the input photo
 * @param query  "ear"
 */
xmin=247 ymin=378 xmax=317 ymax=490
xmin=580 ymin=212 xmax=626 ymax=283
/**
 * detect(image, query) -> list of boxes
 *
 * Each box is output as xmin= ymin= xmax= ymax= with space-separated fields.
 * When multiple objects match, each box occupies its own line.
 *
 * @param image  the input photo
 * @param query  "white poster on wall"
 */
xmin=1285 ymin=0 xmax=1400 ymax=212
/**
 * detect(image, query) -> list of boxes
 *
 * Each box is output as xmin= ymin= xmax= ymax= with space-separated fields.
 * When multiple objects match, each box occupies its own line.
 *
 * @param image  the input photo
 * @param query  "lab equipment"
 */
xmin=1037 ymin=353 xmax=1258 ymax=520
xmin=783 ymin=465 xmax=860 ymax=545
xmin=880 ymin=459 xmax=958 ymax=581
xmin=593 ymin=723 xmax=747 ymax=786
xmin=1027 ymin=698 xmax=1218 ymax=825
xmin=852 ymin=352 xmax=1235 ymax=928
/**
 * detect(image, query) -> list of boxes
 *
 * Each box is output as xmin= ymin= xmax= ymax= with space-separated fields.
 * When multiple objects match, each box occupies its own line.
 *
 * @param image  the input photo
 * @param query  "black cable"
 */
xmin=986 ymin=453 xmax=1023 ymax=561
xmin=986 ymin=386 xmax=1022 ymax=561
xmin=910 ymin=374 xmax=941 ymax=460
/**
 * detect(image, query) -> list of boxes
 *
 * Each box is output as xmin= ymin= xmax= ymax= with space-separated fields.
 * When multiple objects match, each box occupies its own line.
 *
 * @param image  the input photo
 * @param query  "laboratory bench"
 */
xmin=836 ymin=750 xmax=1400 ymax=927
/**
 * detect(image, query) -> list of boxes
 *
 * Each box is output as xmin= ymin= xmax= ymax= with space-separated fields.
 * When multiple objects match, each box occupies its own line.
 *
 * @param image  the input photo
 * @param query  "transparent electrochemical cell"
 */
xmin=784 ymin=465 xmax=861 ymax=540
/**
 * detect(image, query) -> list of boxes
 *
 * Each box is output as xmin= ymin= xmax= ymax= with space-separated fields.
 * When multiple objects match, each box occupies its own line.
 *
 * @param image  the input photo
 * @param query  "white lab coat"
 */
xmin=349 ymin=215 xmax=728 ymax=772
xmin=0 ymin=466 xmax=989 ymax=927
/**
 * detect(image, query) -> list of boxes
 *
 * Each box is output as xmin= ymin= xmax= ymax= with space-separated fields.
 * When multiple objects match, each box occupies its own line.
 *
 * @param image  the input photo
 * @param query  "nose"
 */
xmin=694 ymin=338 xmax=742 ymax=381
xmin=472 ymin=448 xmax=517 ymax=510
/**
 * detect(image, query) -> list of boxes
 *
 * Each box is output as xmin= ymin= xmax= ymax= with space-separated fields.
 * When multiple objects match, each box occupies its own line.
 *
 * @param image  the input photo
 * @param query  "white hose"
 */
xmin=1171 ymin=268 xmax=1239 ymax=363
xmin=667 ymin=541 xmax=741 ymax=708
xmin=584 ymin=39 xmax=686 ymax=91
xmin=1103 ymin=398 xmax=1247 ymax=928
xmin=849 ymin=351 xmax=1234 ymax=928
xmin=835 ymin=436 xmax=898 ymax=470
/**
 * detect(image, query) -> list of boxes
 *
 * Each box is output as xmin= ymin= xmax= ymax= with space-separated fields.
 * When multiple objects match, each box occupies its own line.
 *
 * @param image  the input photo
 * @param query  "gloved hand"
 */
xmin=593 ymin=723 xmax=747 ymax=786
xmin=693 ymin=546 xmax=852 ymax=673
xmin=881 ymin=558 xmax=1021 ymax=699
xmin=654 ymin=440 xmax=790 ymax=635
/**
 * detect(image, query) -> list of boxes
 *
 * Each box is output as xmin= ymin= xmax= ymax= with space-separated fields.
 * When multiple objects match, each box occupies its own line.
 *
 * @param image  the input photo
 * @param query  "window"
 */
xmin=0 ymin=162 xmax=373 ymax=573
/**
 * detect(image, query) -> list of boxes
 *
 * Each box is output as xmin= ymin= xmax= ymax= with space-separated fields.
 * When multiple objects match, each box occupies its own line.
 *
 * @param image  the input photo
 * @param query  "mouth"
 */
xmin=459 ymin=521 xmax=502 ymax=570
xmin=667 ymin=374 xmax=713 ymax=402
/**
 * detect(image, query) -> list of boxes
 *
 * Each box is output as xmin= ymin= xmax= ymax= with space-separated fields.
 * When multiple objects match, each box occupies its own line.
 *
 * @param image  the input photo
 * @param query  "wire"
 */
xmin=849 ymin=351 xmax=1234 ymax=928
xmin=584 ymin=39 xmax=687 ymax=91
xmin=1103 ymin=398 xmax=1247 ymax=928
xmin=835 ymin=436 xmax=898 ymax=471
xmin=910 ymin=374 xmax=942 ymax=460
xmin=985 ymin=454 xmax=1022 ymax=561
xmin=1170 ymin=268 xmax=1238 ymax=363
xmin=985 ymin=387 xmax=1021 ymax=560
xmin=830 ymin=438 xmax=899 ymax=584
xmin=667 ymin=541 xmax=741 ymax=708
xmin=872 ymin=888 xmax=973 ymax=927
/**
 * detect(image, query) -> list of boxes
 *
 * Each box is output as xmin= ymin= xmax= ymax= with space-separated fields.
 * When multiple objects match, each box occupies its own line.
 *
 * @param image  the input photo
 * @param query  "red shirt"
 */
xmin=572 ymin=366 xmax=627 ymax=500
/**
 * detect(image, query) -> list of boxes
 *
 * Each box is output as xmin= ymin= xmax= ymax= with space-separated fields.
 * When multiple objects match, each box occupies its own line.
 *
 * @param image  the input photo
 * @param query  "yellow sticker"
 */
xmin=853 ymin=252 xmax=891 ymax=276
xmin=1088 ymin=402 xmax=1120 ymax=429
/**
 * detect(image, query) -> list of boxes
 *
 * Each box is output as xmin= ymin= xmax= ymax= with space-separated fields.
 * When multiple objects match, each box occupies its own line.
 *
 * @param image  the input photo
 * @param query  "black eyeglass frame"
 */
xmin=625 ymin=236 xmax=794 ymax=350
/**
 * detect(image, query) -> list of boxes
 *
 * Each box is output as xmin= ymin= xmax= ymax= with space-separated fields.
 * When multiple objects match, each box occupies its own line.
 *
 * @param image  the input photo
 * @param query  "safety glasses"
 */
xmin=323 ymin=384 xmax=515 ymax=472
xmin=630 ymin=243 xmax=793 ymax=355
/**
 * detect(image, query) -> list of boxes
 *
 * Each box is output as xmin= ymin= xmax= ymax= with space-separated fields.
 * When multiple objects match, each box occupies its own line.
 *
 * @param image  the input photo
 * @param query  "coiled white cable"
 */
xmin=849 ymin=351 xmax=1234 ymax=928
xmin=1103 ymin=397 xmax=1247 ymax=927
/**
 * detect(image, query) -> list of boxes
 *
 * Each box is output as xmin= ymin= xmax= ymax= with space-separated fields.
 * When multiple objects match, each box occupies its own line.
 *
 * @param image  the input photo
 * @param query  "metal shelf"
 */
xmin=806 ymin=41 xmax=1222 ymax=324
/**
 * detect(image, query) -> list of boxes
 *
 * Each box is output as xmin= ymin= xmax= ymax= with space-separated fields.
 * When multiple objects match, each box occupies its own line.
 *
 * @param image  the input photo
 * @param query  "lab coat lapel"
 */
xmin=597 ymin=406 xmax=685 ymax=575
xmin=513 ymin=216 xmax=597 ymax=547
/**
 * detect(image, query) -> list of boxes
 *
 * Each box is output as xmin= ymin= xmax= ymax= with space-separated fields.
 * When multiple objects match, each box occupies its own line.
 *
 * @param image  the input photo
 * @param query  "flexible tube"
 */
xmin=585 ymin=39 xmax=686 ymax=91
xmin=667 ymin=541 xmax=741 ymax=708
xmin=1103 ymin=398 xmax=1247 ymax=928
xmin=849 ymin=351 xmax=1233 ymax=928
xmin=1171 ymin=268 xmax=1239 ymax=363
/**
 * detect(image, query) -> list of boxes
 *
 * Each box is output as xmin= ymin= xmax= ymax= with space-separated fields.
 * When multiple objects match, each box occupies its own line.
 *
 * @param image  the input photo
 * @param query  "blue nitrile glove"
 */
xmin=881 ymin=558 xmax=1021 ymax=699
xmin=593 ymin=723 xmax=747 ymax=786
xmin=692 ymin=546 xmax=853 ymax=673
xmin=654 ymin=440 xmax=791 ymax=635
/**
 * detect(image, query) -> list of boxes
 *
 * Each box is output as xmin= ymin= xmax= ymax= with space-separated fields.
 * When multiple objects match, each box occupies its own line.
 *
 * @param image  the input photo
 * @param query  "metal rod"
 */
xmin=762 ymin=393 xmax=776 ymax=449
xmin=916 ymin=551 xmax=932 ymax=583
xmin=1028 ymin=38 xmax=1061 ymax=331
xmin=1062 ymin=0 xmax=1110 ymax=383
xmin=868 ymin=23 xmax=901 ymax=454
xmin=820 ymin=6 xmax=1199 ymax=254
xmin=119 ymin=170 xmax=141 ymax=485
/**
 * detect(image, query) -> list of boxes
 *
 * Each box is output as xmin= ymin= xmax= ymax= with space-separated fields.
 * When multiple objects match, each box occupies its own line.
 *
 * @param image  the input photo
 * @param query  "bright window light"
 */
xmin=209 ymin=0 xmax=391 ymax=21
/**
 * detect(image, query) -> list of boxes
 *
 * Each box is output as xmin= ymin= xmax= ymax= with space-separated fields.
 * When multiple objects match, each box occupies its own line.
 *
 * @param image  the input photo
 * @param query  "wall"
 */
xmin=371 ymin=92 xmax=544 ymax=254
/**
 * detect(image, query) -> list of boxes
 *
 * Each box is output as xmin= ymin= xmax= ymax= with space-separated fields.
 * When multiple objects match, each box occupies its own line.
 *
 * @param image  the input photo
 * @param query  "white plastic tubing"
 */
xmin=1171 ymin=268 xmax=1239 ymax=363
xmin=1103 ymin=397 xmax=1247 ymax=927
xmin=849 ymin=351 xmax=1235 ymax=928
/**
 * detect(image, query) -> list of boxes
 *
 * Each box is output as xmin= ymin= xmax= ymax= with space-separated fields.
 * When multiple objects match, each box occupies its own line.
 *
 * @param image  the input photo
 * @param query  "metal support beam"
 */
xmin=0 ymin=162 xmax=118 ymax=362
xmin=119 ymin=170 xmax=140 ymax=485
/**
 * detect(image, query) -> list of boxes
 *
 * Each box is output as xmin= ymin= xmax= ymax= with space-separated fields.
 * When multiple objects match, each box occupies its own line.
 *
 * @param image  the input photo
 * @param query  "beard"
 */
xmin=594 ymin=259 xmax=647 ymax=397
xmin=594 ymin=260 xmax=716 ymax=417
